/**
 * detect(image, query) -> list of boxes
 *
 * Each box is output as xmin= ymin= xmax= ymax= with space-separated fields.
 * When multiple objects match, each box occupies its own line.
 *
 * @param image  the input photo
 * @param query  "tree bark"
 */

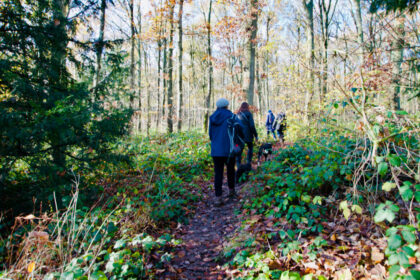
xmin=352 ymin=0 xmax=364 ymax=65
xmin=318 ymin=0 xmax=337 ymax=106
xmin=156 ymin=38 xmax=162 ymax=131
xmin=162 ymin=37 xmax=167 ymax=125
xmin=129 ymin=0 xmax=136 ymax=110
xmin=145 ymin=49 xmax=151 ymax=136
xmin=302 ymin=0 xmax=314 ymax=123
xmin=247 ymin=0 xmax=258 ymax=106
xmin=390 ymin=14 xmax=405 ymax=110
xmin=177 ymin=0 xmax=184 ymax=132
xmin=264 ymin=15 xmax=271 ymax=113
xmin=94 ymin=0 xmax=107 ymax=99
xmin=167 ymin=1 xmax=175 ymax=133
xmin=203 ymin=0 xmax=213 ymax=133
xmin=51 ymin=0 xmax=70 ymax=167
xmin=137 ymin=2 xmax=142 ymax=131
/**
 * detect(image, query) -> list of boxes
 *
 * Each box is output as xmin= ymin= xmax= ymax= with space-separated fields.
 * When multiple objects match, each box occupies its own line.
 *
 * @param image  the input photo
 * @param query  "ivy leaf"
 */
xmin=382 ymin=182 xmax=396 ymax=192
xmin=388 ymin=234 xmax=402 ymax=250
xmin=387 ymin=154 xmax=402 ymax=167
xmin=400 ymin=185 xmax=414 ymax=202
xmin=351 ymin=205 xmax=362 ymax=214
xmin=401 ymin=230 xmax=416 ymax=244
xmin=374 ymin=203 xmax=396 ymax=223
xmin=415 ymin=191 xmax=420 ymax=203
xmin=339 ymin=201 xmax=351 ymax=220
xmin=90 ymin=271 xmax=107 ymax=280
xmin=313 ymin=196 xmax=323 ymax=205
xmin=402 ymin=246 xmax=415 ymax=257
xmin=411 ymin=270 xmax=420 ymax=279
xmin=378 ymin=162 xmax=388 ymax=176
xmin=114 ymin=239 xmax=126 ymax=249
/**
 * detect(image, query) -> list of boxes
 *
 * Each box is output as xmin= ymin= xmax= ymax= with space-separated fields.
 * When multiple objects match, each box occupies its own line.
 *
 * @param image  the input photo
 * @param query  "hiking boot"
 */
xmin=228 ymin=190 xmax=239 ymax=201
xmin=214 ymin=196 xmax=224 ymax=207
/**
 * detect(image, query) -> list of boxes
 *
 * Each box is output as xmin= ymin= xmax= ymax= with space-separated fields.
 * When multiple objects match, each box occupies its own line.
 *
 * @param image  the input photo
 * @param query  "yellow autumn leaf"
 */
xmin=28 ymin=262 xmax=35 ymax=273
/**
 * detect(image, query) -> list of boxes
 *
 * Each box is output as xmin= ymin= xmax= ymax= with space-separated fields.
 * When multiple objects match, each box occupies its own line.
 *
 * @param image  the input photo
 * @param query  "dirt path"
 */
xmin=161 ymin=143 xmax=285 ymax=279
xmin=161 ymin=182 xmax=244 ymax=280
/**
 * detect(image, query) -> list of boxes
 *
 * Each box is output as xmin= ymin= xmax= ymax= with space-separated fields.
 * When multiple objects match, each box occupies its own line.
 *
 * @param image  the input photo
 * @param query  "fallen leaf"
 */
xmin=27 ymin=262 xmax=35 ymax=273
xmin=177 ymin=251 xmax=185 ymax=258
xmin=371 ymin=247 xmax=384 ymax=264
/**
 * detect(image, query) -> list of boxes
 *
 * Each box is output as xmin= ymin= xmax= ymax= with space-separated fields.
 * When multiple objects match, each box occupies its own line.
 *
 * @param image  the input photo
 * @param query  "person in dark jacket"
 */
xmin=209 ymin=98 xmax=243 ymax=206
xmin=236 ymin=102 xmax=258 ymax=167
xmin=273 ymin=112 xmax=286 ymax=144
xmin=265 ymin=110 xmax=276 ymax=140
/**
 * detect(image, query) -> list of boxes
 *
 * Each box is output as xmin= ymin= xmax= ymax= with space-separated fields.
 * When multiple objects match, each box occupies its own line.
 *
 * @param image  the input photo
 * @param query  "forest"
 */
xmin=0 ymin=0 xmax=419 ymax=279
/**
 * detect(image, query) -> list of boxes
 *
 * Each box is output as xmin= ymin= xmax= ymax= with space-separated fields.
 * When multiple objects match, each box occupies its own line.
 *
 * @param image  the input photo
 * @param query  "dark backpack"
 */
xmin=227 ymin=114 xmax=244 ymax=158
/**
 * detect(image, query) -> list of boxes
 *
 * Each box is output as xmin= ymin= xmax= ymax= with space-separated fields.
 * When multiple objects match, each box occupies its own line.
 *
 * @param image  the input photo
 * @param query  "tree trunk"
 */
xmin=156 ymin=39 xmax=162 ymax=132
xmin=167 ymin=1 xmax=175 ymax=133
xmin=94 ymin=0 xmax=106 ymax=99
xmin=203 ymin=0 xmax=213 ymax=133
xmin=177 ymin=0 xmax=184 ymax=132
xmin=129 ymin=0 xmax=136 ymax=110
xmin=51 ymin=0 xmax=70 ymax=167
xmin=256 ymin=51 xmax=262 ymax=124
xmin=352 ymin=0 xmax=364 ymax=65
xmin=390 ymin=14 xmax=405 ymax=110
xmin=264 ymin=15 xmax=271 ymax=113
xmin=162 ymin=37 xmax=167 ymax=125
xmin=145 ymin=49 xmax=151 ymax=136
xmin=137 ymin=2 xmax=142 ymax=132
xmin=302 ymin=0 xmax=314 ymax=124
xmin=247 ymin=0 xmax=258 ymax=106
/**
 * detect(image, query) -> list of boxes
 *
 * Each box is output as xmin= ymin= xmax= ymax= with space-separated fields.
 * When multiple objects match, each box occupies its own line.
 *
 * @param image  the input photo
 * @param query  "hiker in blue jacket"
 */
xmin=265 ymin=110 xmax=276 ymax=140
xmin=209 ymin=98 xmax=243 ymax=206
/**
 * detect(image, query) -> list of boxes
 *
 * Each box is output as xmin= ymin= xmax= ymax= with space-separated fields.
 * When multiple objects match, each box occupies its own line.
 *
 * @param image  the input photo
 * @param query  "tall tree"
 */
xmin=302 ymin=0 xmax=314 ymax=123
xmin=177 ymin=0 xmax=184 ymax=132
xmin=137 ymin=1 xmax=142 ymax=131
xmin=318 ymin=0 xmax=338 ymax=104
xmin=390 ymin=13 xmax=405 ymax=110
xmin=129 ymin=0 xmax=136 ymax=111
xmin=247 ymin=0 xmax=258 ymax=105
xmin=167 ymin=0 xmax=175 ymax=133
xmin=352 ymin=0 xmax=364 ymax=65
xmin=203 ymin=0 xmax=213 ymax=133
xmin=93 ymin=0 xmax=107 ymax=99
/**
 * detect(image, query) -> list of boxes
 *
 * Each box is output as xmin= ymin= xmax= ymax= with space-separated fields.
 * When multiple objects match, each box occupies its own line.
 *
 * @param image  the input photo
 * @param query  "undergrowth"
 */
xmin=0 ymin=132 xmax=212 ymax=279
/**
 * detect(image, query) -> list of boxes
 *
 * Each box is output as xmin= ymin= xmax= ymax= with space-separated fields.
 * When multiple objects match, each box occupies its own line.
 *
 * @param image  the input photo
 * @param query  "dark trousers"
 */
xmin=212 ymin=156 xmax=235 ymax=197
xmin=266 ymin=127 xmax=276 ymax=139
xmin=276 ymin=129 xmax=284 ymax=140
xmin=236 ymin=142 xmax=253 ymax=167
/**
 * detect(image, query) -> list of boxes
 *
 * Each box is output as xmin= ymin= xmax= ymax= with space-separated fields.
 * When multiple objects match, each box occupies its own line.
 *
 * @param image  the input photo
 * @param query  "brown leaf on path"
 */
xmin=177 ymin=251 xmax=186 ymax=258
xmin=371 ymin=247 xmax=384 ymax=264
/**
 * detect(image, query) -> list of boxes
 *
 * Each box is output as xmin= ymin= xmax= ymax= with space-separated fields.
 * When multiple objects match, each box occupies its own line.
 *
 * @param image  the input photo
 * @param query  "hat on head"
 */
xmin=268 ymin=110 xmax=272 ymax=113
xmin=216 ymin=98 xmax=229 ymax=108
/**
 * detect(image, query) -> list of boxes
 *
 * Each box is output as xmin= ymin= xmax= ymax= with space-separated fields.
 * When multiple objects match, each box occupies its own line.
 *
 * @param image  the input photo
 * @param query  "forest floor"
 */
xmin=160 ymin=145 xmax=281 ymax=279
xmin=160 ymin=181 xmax=244 ymax=280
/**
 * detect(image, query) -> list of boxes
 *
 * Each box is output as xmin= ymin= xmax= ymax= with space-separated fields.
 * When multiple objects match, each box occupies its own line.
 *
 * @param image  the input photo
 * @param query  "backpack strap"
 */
xmin=240 ymin=111 xmax=249 ymax=122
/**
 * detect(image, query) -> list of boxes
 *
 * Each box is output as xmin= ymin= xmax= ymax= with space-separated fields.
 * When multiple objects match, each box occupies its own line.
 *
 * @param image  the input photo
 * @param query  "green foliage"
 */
xmin=124 ymin=132 xmax=212 ymax=225
xmin=0 ymin=0 xmax=132 ymax=213
xmin=369 ymin=0 xmax=419 ymax=13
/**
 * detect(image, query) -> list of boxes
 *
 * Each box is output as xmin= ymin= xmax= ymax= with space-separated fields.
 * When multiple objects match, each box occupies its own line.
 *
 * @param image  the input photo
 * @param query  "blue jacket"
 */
xmin=209 ymin=108 xmax=234 ymax=157
xmin=266 ymin=112 xmax=275 ymax=128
